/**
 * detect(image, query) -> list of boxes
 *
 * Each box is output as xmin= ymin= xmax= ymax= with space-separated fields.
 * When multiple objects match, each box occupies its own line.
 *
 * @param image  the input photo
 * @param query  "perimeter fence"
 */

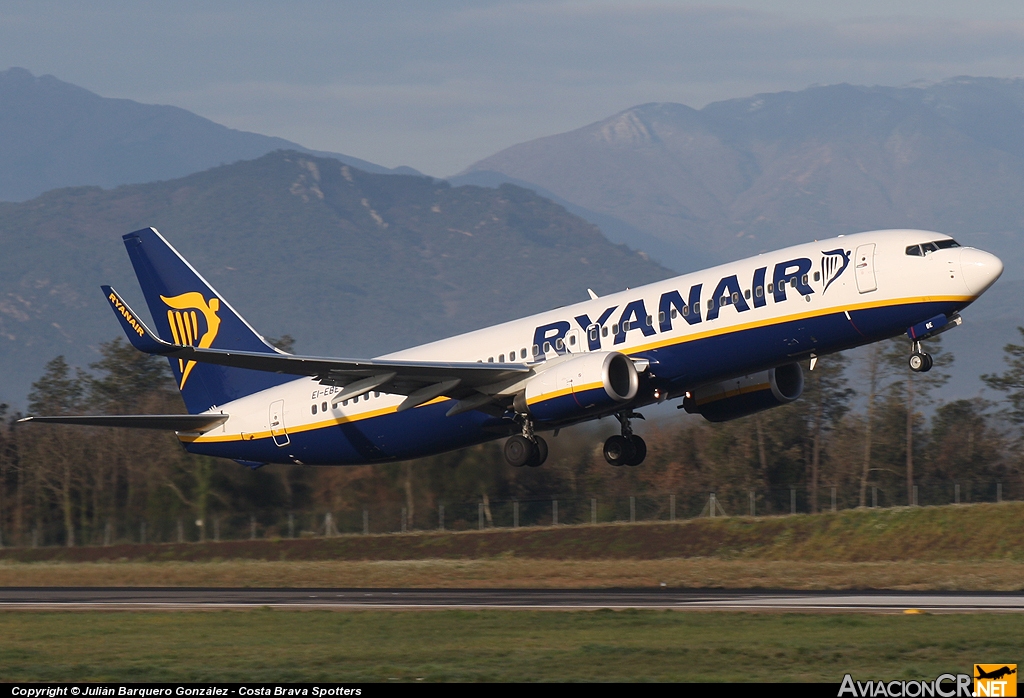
xmin=9 ymin=477 xmax=1022 ymax=547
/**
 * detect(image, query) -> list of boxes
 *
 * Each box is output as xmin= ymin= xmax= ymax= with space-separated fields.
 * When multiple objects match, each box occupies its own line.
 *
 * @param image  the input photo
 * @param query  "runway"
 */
xmin=0 ymin=588 xmax=1022 ymax=612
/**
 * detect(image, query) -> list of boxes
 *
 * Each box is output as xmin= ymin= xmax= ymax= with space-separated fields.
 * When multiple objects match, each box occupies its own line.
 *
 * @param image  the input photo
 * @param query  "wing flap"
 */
xmin=103 ymin=285 xmax=532 ymax=397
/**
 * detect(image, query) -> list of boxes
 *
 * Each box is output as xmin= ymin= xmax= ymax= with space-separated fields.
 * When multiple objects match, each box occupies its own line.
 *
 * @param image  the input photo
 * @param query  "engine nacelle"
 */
xmin=515 ymin=351 xmax=639 ymax=423
xmin=683 ymin=363 xmax=804 ymax=423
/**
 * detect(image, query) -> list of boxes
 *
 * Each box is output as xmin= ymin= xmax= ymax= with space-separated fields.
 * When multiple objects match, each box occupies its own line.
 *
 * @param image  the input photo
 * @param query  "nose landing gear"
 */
xmin=908 ymin=341 xmax=933 ymax=373
xmin=604 ymin=411 xmax=646 ymax=466
xmin=504 ymin=418 xmax=548 ymax=467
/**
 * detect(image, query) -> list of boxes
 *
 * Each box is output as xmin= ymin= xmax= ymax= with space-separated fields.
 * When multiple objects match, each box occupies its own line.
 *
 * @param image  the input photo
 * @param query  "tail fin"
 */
xmin=122 ymin=227 xmax=292 ymax=413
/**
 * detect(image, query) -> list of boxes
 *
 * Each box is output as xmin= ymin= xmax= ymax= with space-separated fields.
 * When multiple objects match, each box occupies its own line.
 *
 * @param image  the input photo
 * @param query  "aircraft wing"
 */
xmin=104 ymin=285 xmax=531 ymax=413
xmin=18 ymin=414 xmax=229 ymax=432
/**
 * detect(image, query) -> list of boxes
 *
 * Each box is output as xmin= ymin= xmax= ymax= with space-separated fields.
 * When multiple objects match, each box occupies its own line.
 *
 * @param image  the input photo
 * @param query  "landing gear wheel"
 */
xmin=909 ymin=352 xmax=933 ymax=373
xmin=604 ymin=434 xmax=636 ymax=466
xmin=626 ymin=435 xmax=646 ymax=466
xmin=528 ymin=436 xmax=548 ymax=467
xmin=504 ymin=435 xmax=534 ymax=467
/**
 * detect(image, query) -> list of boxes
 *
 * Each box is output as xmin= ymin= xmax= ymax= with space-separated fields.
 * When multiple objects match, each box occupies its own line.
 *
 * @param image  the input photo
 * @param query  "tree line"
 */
xmin=2 ymin=331 xmax=1024 ymax=546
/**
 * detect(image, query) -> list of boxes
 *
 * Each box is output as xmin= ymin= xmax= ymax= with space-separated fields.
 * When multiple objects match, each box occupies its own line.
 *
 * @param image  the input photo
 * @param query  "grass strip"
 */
xmin=1 ymin=558 xmax=1023 ymax=590
xmin=0 ymin=609 xmax=1020 ymax=682
xmin=2 ymin=502 xmax=1021 ymax=564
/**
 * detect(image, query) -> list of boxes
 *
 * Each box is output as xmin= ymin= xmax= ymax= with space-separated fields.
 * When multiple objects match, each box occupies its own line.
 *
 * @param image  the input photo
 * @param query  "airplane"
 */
xmin=975 ymin=666 xmax=1017 ymax=681
xmin=21 ymin=227 xmax=1003 ymax=470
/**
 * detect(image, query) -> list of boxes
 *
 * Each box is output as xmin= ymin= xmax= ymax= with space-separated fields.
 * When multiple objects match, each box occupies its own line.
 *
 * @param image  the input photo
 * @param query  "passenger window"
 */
xmin=602 ymin=326 xmax=608 ymax=337
xmin=312 ymin=404 xmax=317 ymax=415
xmin=543 ymin=342 xmax=551 ymax=352
xmin=374 ymin=392 xmax=380 ymax=398
xmin=498 ymin=354 xmax=504 ymax=363
xmin=813 ymin=272 xmax=820 ymax=281
xmin=343 ymin=400 xmax=348 ymax=407
xmin=659 ymin=311 xmax=666 ymax=324
xmin=611 ymin=324 xmax=618 ymax=334
xmin=322 ymin=402 xmax=327 ymax=412
xmin=707 ymin=299 xmax=714 ymax=310
xmin=589 ymin=327 xmax=598 ymax=341
xmin=767 ymin=283 xmax=774 ymax=294
xmin=681 ymin=305 xmax=688 ymax=317
xmin=756 ymin=286 xmax=763 ymax=298
xmin=555 ymin=338 xmax=564 ymax=350
xmin=744 ymin=289 xmax=750 ymax=300
xmin=802 ymin=274 xmax=808 ymax=285
xmin=521 ymin=348 xmax=527 ymax=359
xmin=533 ymin=344 xmax=540 ymax=356
xmin=671 ymin=308 xmax=678 ymax=319
xmin=721 ymin=296 xmax=729 ymax=306
xmin=731 ymin=292 xmax=739 ymax=304
xmin=510 ymin=349 xmax=515 ymax=359
xmin=488 ymin=357 xmax=494 ymax=363
xmin=568 ymin=335 xmax=576 ymax=345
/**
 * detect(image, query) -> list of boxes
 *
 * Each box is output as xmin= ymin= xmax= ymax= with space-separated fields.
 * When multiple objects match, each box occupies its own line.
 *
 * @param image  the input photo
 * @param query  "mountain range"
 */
xmin=0 ymin=67 xmax=417 ymax=202
xmin=0 ymin=151 xmax=668 ymax=407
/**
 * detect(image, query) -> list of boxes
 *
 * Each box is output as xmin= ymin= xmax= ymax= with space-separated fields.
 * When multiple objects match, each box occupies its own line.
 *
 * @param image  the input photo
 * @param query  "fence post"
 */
xmin=790 ymin=488 xmax=796 ymax=514
xmin=104 ymin=520 xmax=112 ymax=546
xmin=178 ymin=518 xmax=184 ymax=543
xmin=872 ymin=487 xmax=878 ymax=508
xmin=438 ymin=504 xmax=444 ymax=531
xmin=214 ymin=517 xmax=220 ymax=542
xmin=955 ymin=483 xmax=960 ymax=505
xmin=140 ymin=521 xmax=146 ymax=545
xmin=709 ymin=493 xmax=716 ymax=519
xmin=552 ymin=499 xmax=558 ymax=526
xmin=362 ymin=509 xmax=368 ymax=535
xmin=479 ymin=502 xmax=484 ymax=530
xmin=591 ymin=498 xmax=597 ymax=525
xmin=250 ymin=515 xmax=257 ymax=540
xmin=997 ymin=482 xmax=1002 ymax=503
xmin=630 ymin=496 xmax=636 ymax=523
xmin=913 ymin=485 xmax=918 ymax=507
xmin=401 ymin=507 xmax=407 ymax=533
xmin=831 ymin=487 xmax=837 ymax=513
xmin=750 ymin=491 xmax=755 ymax=517
xmin=670 ymin=494 xmax=676 ymax=522
xmin=514 ymin=500 xmax=519 ymax=528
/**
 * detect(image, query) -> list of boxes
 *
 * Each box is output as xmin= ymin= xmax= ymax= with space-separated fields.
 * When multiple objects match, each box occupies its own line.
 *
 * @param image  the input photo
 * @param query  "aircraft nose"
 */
xmin=960 ymin=247 xmax=1004 ymax=295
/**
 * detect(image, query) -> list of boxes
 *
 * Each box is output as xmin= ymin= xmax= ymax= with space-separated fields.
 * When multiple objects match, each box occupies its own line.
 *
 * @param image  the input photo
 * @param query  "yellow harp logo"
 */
xmin=161 ymin=292 xmax=222 ymax=389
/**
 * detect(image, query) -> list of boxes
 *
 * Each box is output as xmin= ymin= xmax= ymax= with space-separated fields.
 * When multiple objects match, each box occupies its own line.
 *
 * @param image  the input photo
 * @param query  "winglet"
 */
xmin=102 ymin=285 xmax=177 ymax=355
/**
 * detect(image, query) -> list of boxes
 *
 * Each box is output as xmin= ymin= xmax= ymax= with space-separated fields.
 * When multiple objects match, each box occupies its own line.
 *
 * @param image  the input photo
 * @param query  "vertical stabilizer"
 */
xmin=122 ymin=227 xmax=293 ymax=413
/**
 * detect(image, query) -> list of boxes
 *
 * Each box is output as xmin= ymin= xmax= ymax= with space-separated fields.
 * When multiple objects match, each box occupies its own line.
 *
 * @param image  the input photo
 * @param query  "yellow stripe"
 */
xmin=180 ymin=395 xmax=455 ymax=444
xmin=626 ymin=294 xmax=971 ymax=356
xmin=525 ymin=380 xmax=604 ymax=406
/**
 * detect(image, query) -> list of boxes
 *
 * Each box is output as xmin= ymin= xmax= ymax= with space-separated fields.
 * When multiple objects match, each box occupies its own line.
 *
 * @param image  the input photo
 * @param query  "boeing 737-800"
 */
xmin=22 ymin=227 xmax=1003 ymax=469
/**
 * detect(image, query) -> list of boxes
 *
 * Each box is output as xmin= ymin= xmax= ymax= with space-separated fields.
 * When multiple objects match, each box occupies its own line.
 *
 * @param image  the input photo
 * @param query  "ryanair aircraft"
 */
xmin=23 ymin=227 xmax=1003 ymax=469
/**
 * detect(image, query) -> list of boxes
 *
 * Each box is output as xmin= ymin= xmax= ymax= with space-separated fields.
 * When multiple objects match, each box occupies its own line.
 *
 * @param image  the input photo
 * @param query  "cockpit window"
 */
xmin=907 ymin=239 xmax=961 ymax=256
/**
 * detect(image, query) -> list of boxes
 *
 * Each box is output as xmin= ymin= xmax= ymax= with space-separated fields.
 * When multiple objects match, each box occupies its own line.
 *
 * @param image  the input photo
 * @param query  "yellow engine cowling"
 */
xmin=514 ymin=351 xmax=639 ymax=423
xmin=682 ymin=363 xmax=804 ymax=422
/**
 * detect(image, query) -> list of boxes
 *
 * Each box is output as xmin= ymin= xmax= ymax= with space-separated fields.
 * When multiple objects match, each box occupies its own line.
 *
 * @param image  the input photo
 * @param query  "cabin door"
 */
xmin=269 ymin=399 xmax=290 ymax=447
xmin=564 ymin=328 xmax=584 ymax=354
xmin=854 ymin=244 xmax=877 ymax=293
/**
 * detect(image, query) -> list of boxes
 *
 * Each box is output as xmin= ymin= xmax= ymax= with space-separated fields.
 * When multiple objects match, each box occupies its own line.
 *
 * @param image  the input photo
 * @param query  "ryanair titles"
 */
xmin=532 ymin=254 xmax=839 ymax=355
xmin=108 ymin=291 xmax=146 ymax=337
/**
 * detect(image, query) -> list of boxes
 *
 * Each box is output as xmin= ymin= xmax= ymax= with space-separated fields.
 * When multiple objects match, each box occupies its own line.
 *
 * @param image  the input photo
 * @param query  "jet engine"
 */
xmin=682 ymin=363 xmax=804 ymax=422
xmin=514 ymin=351 xmax=639 ymax=423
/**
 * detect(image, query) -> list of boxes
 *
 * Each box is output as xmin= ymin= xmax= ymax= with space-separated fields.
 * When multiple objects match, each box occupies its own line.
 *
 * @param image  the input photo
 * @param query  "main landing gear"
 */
xmin=604 ymin=411 xmax=646 ymax=467
xmin=908 ymin=340 xmax=933 ymax=373
xmin=504 ymin=418 xmax=548 ymax=468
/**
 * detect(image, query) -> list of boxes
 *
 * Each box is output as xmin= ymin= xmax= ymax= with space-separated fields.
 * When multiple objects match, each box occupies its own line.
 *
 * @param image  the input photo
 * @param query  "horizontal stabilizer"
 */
xmin=18 ymin=414 xmax=229 ymax=432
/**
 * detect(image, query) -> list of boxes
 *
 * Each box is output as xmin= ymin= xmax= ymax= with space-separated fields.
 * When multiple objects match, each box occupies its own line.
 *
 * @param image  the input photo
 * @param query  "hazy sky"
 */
xmin=4 ymin=1 xmax=1024 ymax=175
